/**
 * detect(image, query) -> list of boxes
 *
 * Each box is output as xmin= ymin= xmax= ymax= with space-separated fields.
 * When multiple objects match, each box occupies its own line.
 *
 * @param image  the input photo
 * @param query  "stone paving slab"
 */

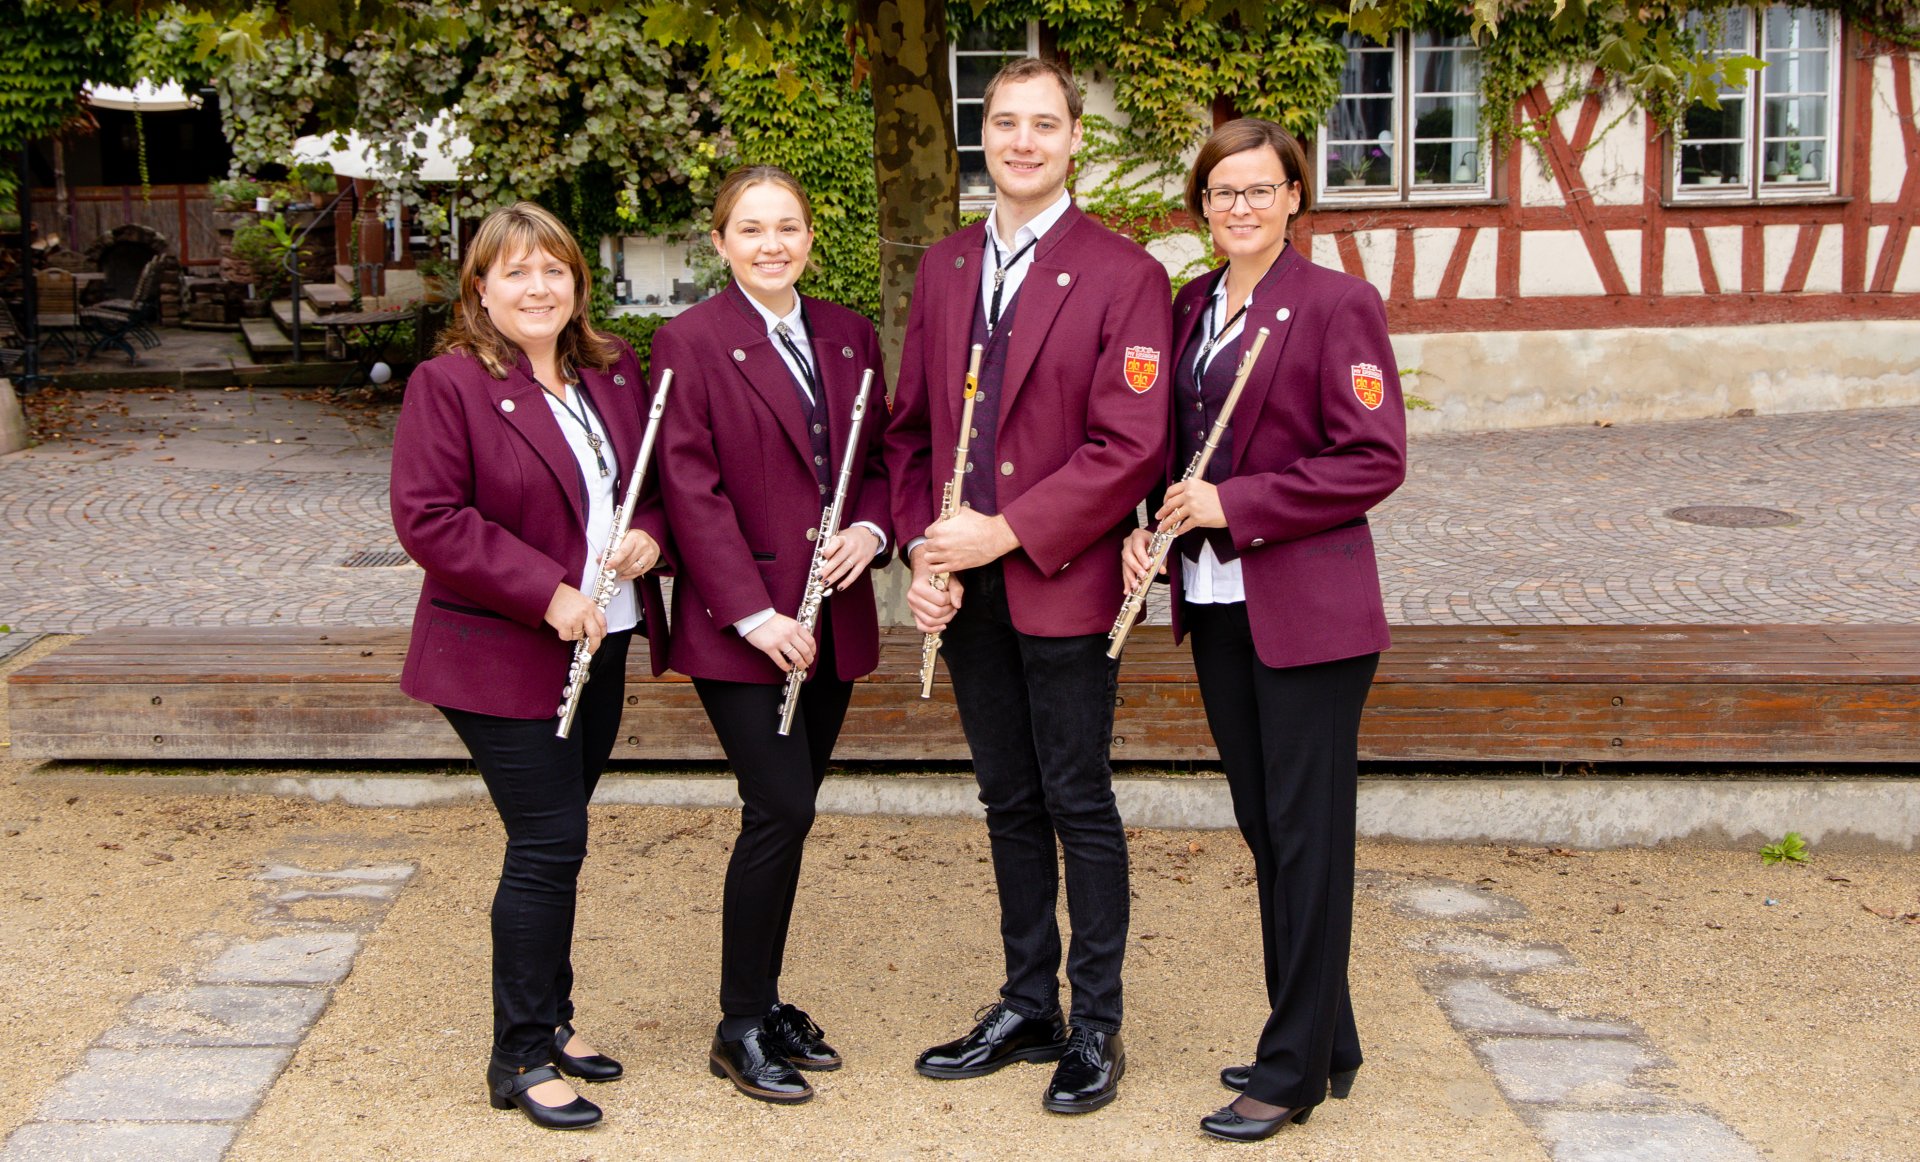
xmin=0 ymin=1121 xmax=236 ymax=1162
xmin=0 ymin=633 xmax=39 ymax=664
xmin=2 ymin=393 xmax=1915 ymax=632
xmin=40 ymin=1047 xmax=293 ymax=1122
xmin=1536 ymin=1110 xmax=1765 ymax=1162
xmin=99 ymin=986 xmax=329 ymax=1049
xmin=200 ymin=933 xmax=360 ymax=986
xmin=1436 ymin=976 xmax=1638 ymax=1038
xmin=1479 ymin=1038 xmax=1663 ymax=1105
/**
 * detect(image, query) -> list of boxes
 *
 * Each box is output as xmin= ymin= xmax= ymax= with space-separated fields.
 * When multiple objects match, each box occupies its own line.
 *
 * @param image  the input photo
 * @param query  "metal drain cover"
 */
xmin=339 ymin=549 xmax=412 ymax=568
xmin=1665 ymin=505 xmax=1798 ymax=528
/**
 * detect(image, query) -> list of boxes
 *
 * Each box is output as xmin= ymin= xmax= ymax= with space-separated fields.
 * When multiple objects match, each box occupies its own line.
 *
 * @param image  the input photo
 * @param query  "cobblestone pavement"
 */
xmin=2 ymin=388 xmax=1916 ymax=632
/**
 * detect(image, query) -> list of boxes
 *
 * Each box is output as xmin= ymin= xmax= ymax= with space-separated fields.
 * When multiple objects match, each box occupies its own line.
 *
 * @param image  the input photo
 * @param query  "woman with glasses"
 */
xmin=1121 ymin=119 xmax=1406 ymax=1141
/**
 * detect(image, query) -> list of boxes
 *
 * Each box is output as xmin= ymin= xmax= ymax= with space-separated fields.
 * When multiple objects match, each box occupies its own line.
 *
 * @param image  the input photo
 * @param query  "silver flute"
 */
xmin=918 ymin=343 xmax=986 ymax=699
xmin=1108 ymin=326 xmax=1270 ymax=660
xmin=778 ymin=369 xmax=876 ymax=736
xmin=556 ymin=368 xmax=673 ymax=739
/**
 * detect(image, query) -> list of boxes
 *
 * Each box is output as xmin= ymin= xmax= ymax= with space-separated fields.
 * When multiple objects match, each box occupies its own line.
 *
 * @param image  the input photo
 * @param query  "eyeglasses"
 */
xmin=1201 ymin=182 xmax=1293 ymax=213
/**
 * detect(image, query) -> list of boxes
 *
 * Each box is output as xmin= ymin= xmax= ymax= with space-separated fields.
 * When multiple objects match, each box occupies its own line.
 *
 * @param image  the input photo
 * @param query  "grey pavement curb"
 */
xmin=24 ymin=773 xmax=1920 ymax=851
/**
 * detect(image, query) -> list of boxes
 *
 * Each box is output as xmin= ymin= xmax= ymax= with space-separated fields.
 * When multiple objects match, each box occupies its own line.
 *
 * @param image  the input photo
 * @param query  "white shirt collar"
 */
xmin=742 ymin=288 xmax=807 ymax=341
xmin=984 ymin=188 xmax=1073 ymax=256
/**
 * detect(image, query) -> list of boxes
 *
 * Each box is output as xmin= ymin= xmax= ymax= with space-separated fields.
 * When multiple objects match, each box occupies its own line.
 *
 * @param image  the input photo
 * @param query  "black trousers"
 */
xmin=439 ymin=630 xmax=632 ymax=1070
xmin=941 ymin=562 xmax=1129 ymax=1032
xmin=1186 ymin=600 xmax=1375 ymax=1110
xmin=692 ymin=609 xmax=852 ymax=1018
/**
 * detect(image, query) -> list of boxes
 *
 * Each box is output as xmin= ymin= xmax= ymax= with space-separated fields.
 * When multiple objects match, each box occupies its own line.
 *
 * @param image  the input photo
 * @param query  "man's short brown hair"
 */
xmin=982 ymin=57 xmax=1083 ymax=122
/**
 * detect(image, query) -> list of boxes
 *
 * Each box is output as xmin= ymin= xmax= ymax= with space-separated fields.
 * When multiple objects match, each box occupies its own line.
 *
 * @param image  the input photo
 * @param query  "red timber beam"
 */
xmin=1387 ymin=291 xmax=1920 ymax=332
xmin=1842 ymin=34 xmax=1877 ymax=292
xmin=1437 ymin=225 xmax=1480 ymax=299
xmin=1519 ymin=82 xmax=1630 ymax=295
xmin=1870 ymin=51 xmax=1918 ymax=292
xmin=1641 ymin=97 xmax=1667 ymax=297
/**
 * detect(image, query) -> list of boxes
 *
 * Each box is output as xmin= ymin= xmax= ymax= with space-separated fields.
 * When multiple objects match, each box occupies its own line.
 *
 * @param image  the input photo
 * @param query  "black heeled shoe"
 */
xmin=1199 ymin=1101 xmax=1315 ymax=1142
xmin=1219 ymin=1064 xmax=1358 ymax=1099
xmin=552 ymin=1022 xmax=624 ymax=1082
xmin=486 ymin=1061 xmax=602 ymax=1130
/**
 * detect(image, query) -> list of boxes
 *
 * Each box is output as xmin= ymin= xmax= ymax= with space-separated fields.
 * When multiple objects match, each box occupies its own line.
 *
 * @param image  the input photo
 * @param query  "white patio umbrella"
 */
xmin=291 ymin=111 xmax=471 ymax=183
xmin=84 ymin=81 xmax=204 ymax=112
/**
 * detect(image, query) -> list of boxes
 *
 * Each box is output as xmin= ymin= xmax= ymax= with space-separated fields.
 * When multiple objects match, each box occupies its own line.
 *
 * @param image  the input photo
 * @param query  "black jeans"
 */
xmin=439 ymin=630 xmax=631 ymax=1070
xmin=941 ymin=562 xmax=1129 ymax=1032
xmin=692 ymin=608 xmax=852 ymax=1017
xmin=1187 ymin=600 xmax=1375 ymax=1109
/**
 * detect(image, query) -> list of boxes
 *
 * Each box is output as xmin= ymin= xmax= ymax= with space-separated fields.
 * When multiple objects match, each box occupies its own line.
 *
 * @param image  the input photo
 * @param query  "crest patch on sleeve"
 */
xmin=1351 ymin=362 xmax=1385 ymax=410
xmin=1123 ymin=346 xmax=1161 ymax=393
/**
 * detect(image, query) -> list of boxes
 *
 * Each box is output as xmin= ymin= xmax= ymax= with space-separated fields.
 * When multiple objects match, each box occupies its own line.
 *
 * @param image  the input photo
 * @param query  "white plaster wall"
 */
xmin=1146 ymin=231 xmax=1209 ymax=284
xmin=1604 ymin=229 xmax=1640 ymax=295
xmin=1311 ymin=232 xmax=1342 ymax=273
xmin=1663 ymin=228 xmax=1704 ymax=295
xmin=1763 ymin=224 xmax=1800 ymax=292
xmin=1457 ymin=230 xmax=1498 ymax=299
xmin=1412 ymin=228 xmax=1459 ymax=299
xmin=1869 ymin=57 xmax=1910 ymax=205
xmin=1393 ymin=321 xmax=1920 ymax=434
xmin=1701 ymin=226 xmax=1743 ymax=292
xmin=1868 ymin=224 xmax=1891 ymax=281
xmin=1520 ymin=143 xmax=1563 ymax=208
xmin=1351 ymin=229 xmax=1397 ymax=299
xmin=1579 ymin=98 xmax=1645 ymax=206
xmin=1072 ymin=70 xmax=1190 ymax=203
xmin=1519 ymin=231 xmax=1603 ymax=296
xmin=1805 ymin=226 xmax=1843 ymax=294
xmin=1899 ymin=228 xmax=1920 ymax=294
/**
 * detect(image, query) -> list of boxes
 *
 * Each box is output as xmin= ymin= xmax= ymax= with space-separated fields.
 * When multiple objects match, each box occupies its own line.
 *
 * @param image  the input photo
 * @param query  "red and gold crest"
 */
xmin=1123 ymin=346 xmax=1161 ymax=394
xmin=1351 ymin=362 xmax=1385 ymax=411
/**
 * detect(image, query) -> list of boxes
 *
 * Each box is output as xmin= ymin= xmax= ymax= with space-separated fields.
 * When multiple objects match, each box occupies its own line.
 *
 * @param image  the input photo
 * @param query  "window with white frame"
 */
xmin=950 ymin=17 xmax=1040 ymax=205
xmin=1677 ymin=7 xmax=1838 ymax=198
xmin=1319 ymin=31 xmax=1490 ymax=201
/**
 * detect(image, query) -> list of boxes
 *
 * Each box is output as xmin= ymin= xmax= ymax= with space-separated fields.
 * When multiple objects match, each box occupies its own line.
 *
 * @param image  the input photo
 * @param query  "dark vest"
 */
xmin=776 ymin=324 xmax=833 ymax=496
xmin=1175 ymin=316 xmax=1242 ymax=564
xmin=960 ymin=285 xmax=1022 ymax=516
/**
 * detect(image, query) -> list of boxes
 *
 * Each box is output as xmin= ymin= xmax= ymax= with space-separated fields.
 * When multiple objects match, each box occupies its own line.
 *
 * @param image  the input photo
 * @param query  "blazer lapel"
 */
xmin=1228 ymin=245 xmax=1307 ymax=473
xmin=722 ymin=281 xmax=814 ymax=467
xmin=806 ymin=307 xmax=874 ymax=485
xmin=942 ymin=223 xmax=988 ymax=430
xmin=576 ymin=362 xmax=642 ymax=493
xmin=997 ymin=206 xmax=1084 ymax=421
xmin=1173 ymin=266 xmax=1221 ymax=373
xmin=489 ymin=355 xmax=586 ymax=529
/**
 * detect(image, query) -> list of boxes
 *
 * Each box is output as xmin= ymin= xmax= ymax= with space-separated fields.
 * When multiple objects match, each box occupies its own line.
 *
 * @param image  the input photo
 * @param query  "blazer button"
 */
xmin=613 ymin=373 xmax=626 ymax=386
xmin=813 ymin=423 xmax=825 ymax=434
xmin=975 ymin=392 xmax=987 ymax=404
xmin=999 ymin=461 xmax=1013 ymax=475
xmin=842 ymin=346 xmax=854 ymax=358
xmin=1275 ymin=307 xmax=1291 ymax=322
xmin=969 ymin=427 xmax=978 ymax=439
xmin=1250 ymin=538 xmax=1266 ymax=547
xmin=500 ymin=399 xmax=515 ymax=413
xmin=965 ymin=461 xmax=975 ymax=472
xmin=815 ymin=454 xmax=826 ymax=465
xmin=954 ymin=256 xmax=966 ymax=269
xmin=1057 ymin=272 xmax=1071 ymax=286
xmin=732 ymin=349 xmax=746 ymax=362
xmin=805 ymin=527 xmax=819 ymax=541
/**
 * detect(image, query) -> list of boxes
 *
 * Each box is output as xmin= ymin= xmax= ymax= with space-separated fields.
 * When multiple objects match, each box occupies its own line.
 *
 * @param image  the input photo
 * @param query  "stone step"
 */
xmin=302 ymin=283 xmax=354 ymax=313
xmin=239 ymin=317 xmax=292 ymax=363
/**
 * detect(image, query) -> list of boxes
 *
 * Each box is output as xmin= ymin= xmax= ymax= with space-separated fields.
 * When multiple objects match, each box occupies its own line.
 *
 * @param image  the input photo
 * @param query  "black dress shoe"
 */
xmin=1200 ymin=1101 xmax=1315 ymax=1142
xmin=486 ymin=1061 xmax=602 ymax=1130
xmin=1220 ymin=1064 xmax=1358 ymax=1099
xmin=1042 ymin=1026 xmax=1125 ymax=1114
xmin=915 ymin=1002 xmax=1069 ymax=1080
xmin=552 ymin=1022 xmax=623 ymax=1082
xmin=764 ymin=1003 xmax=842 ymax=1071
xmin=709 ymin=1023 xmax=814 ymax=1104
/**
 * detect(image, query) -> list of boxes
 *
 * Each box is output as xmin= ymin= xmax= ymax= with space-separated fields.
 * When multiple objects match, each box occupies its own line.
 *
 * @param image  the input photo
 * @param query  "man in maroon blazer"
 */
xmin=883 ymin=57 xmax=1171 ymax=1115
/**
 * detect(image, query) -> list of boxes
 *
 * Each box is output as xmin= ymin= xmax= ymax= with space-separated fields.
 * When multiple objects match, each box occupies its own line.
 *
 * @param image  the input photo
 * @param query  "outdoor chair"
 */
xmin=81 ymin=255 xmax=165 ymax=362
xmin=0 ymin=300 xmax=25 ymax=377
xmin=34 ymin=269 xmax=83 ymax=362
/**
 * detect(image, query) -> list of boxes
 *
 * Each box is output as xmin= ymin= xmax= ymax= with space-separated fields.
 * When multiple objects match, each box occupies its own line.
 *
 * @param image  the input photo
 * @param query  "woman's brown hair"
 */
xmin=434 ymin=201 xmax=619 ymax=380
xmin=1185 ymin=118 xmax=1314 ymax=234
xmin=712 ymin=165 xmax=815 ymax=235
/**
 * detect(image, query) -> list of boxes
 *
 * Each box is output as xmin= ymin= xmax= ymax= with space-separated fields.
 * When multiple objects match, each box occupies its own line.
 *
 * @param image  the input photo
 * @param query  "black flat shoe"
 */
xmin=710 ymin=1023 xmax=814 ymax=1104
xmin=1220 ymin=1064 xmax=1358 ymax=1099
xmin=915 ymin=1002 xmax=1069 ymax=1080
xmin=1200 ymin=1101 xmax=1314 ymax=1142
xmin=486 ymin=1061 xmax=602 ymax=1130
xmin=1041 ymin=1027 xmax=1125 ymax=1115
xmin=552 ymin=1022 xmax=623 ymax=1082
xmin=765 ymin=1003 xmax=842 ymax=1071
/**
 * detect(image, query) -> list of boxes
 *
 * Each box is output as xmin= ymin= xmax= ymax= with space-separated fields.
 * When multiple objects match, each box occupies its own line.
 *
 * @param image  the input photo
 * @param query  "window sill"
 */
xmin=1314 ymin=194 xmax=1505 ymax=209
xmin=1663 ymin=193 xmax=1851 ymax=209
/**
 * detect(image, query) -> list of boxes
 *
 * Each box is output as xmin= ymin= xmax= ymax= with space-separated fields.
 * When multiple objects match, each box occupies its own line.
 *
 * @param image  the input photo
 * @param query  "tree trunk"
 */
xmin=855 ymin=0 xmax=957 ymax=390
xmin=855 ymin=0 xmax=958 ymax=625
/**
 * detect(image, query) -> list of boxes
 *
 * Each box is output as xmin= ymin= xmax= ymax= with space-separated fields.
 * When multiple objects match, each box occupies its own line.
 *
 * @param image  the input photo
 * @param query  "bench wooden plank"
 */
xmin=11 ymin=626 xmax=1920 ymax=763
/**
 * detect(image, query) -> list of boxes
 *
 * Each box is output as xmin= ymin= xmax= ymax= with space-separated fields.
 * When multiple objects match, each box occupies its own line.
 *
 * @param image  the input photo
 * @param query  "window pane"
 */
xmin=1412 ymin=95 xmax=1477 ymax=143
xmin=1762 ymin=138 xmax=1826 ymax=182
xmin=1338 ymin=46 xmax=1396 ymax=96
xmin=1765 ymin=6 xmax=1831 ymax=50
xmin=1689 ymin=8 xmax=1749 ymax=52
xmin=956 ymin=103 xmax=984 ymax=150
xmin=1413 ymin=140 xmax=1481 ymax=185
xmin=1763 ymin=94 xmax=1827 ymax=139
xmin=1764 ymin=48 xmax=1830 ymax=96
xmin=1679 ymin=140 xmax=1746 ymax=186
xmin=1328 ymin=95 xmax=1394 ymax=143
xmin=953 ymin=21 xmax=1027 ymax=52
xmin=959 ymin=151 xmax=993 ymax=197
xmin=955 ymin=54 xmax=1013 ymax=100
xmin=1683 ymin=94 xmax=1747 ymax=142
xmin=1413 ymin=46 xmax=1479 ymax=95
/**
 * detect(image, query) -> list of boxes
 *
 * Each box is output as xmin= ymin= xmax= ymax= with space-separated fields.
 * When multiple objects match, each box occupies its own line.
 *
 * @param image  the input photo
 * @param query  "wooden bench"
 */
xmin=11 ymin=625 xmax=1918 ymax=765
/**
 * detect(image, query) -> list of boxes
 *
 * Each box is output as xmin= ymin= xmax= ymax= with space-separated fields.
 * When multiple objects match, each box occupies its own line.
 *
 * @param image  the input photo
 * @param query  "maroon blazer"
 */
xmin=883 ymin=205 xmax=1172 ymax=636
xmin=1164 ymin=246 xmax=1407 ymax=669
xmin=391 ymin=343 xmax=671 ymax=719
xmin=653 ymin=282 xmax=891 ymax=684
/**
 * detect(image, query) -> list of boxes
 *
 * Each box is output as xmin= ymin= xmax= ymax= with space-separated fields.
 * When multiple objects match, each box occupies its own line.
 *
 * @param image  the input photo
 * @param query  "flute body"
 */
xmin=777 ymin=369 xmax=876 ymax=736
xmin=555 ymin=369 xmax=673 ymax=739
xmin=1107 ymin=327 xmax=1271 ymax=660
xmin=917 ymin=344 xmax=986 ymax=699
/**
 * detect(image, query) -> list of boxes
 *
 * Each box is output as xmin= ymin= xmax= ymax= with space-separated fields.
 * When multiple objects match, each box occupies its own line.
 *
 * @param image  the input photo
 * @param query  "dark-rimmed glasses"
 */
xmin=1201 ymin=182 xmax=1294 ymax=213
